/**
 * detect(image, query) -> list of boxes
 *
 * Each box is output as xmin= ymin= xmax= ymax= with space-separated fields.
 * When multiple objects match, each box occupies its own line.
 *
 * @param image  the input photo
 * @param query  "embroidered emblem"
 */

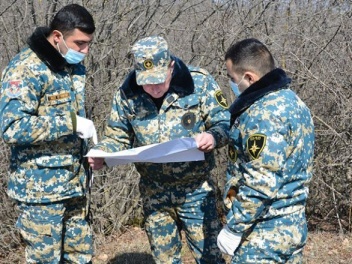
xmin=228 ymin=145 xmax=237 ymax=162
xmin=215 ymin=90 xmax=228 ymax=109
xmin=4 ymin=80 xmax=22 ymax=98
xmin=143 ymin=59 xmax=154 ymax=70
xmin=181 ymin=112 xmax=196 ymax=129
xmin=247 ymin=134 xmax=266 ymax=159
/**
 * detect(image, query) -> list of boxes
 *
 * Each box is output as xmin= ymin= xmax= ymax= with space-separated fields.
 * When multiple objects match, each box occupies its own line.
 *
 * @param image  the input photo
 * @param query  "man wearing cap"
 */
xmin=88 ymin=36 xmax=229 ymax=263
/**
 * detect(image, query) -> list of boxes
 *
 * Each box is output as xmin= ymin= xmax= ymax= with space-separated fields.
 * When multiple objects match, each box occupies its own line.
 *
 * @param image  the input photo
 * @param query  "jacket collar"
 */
xmin=120 ymin=56 xmax=194 ymax=98
xmin=229 ymin=68 xmax=291 ymax=121
xmin=27 ymin=27 xmax=68 ymax=72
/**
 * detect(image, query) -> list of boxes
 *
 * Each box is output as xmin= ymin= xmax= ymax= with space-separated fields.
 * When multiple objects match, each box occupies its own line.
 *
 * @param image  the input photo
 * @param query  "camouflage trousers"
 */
xmin=231 ymin=210 xmax=307 ymax=263
xmin=141 ymin=179 xmax=225 ymax=264
xmin=16 ymin=197 xmax=93 ymax=264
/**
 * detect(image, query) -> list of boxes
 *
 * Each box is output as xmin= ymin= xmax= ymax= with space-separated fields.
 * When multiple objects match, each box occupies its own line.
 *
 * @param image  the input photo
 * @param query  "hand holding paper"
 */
xmin=88 ymin=157 xmax=104 ymax=170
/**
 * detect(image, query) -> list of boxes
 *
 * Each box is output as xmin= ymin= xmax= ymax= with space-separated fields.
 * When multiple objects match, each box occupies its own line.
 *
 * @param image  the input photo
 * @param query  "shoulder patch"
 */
xmin=3 ymin=80 xmax=23 ymax=98
xmin=246 ymin=134 xmax=266 ymax=159
xmin=215 ymin=90 xmax=229 ymax=109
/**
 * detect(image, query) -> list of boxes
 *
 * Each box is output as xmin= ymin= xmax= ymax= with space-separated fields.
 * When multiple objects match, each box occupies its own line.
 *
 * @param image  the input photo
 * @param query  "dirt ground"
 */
xmin=92 ymin=228 xmax=352 ymax=264
xmin=2 ymin=227 xmax=352 ymax=263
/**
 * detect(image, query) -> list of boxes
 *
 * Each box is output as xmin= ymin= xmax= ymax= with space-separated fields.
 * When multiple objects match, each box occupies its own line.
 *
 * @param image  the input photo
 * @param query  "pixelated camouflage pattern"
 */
xmin=94 ymin=58 xmax=229 ymax=263
xmin=0 ymin=47 xmax=89 ymax=203
xmin=97 ymin=64 xmax=230 ymax=182
xmin=131 ymin=36 xmax=170 ymax=85
xmin=232 ymin=211 xmax=306 ymax=263
xmin=225 ymin=88 xmax=314 ymax=262
xmin=142 ymin=180 xmax=225 ymax=263
xmin=16 ymin=197 xmax=93 ymax=263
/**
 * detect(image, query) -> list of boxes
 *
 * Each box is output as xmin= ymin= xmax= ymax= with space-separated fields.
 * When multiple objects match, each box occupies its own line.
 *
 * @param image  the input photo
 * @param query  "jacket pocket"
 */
xmin=28 ymin=155 xmax=76 ymax=197
xmin=174 ymin=95 xmax=200 ymax=109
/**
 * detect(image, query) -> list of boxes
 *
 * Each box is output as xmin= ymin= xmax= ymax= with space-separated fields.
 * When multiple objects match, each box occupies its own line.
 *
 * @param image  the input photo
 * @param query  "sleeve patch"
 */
xmin=3 ymin=80 xmax=23 ymax=98
xmin=246 ymin=134 xmax=266 ymax=159
xmin=215 ymin=90 xmax=229 ymax=109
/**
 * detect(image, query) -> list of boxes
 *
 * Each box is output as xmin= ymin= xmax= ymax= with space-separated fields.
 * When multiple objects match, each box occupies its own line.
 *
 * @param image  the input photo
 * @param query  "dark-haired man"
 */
xmin=0 ymin=4 xmax=96 ymax=263
xmin=217 ymin=38 xmax=315 ymax=263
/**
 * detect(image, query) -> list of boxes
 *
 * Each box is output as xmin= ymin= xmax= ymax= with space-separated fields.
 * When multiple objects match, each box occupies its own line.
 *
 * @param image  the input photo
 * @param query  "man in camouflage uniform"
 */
xmin=0 ymin=4 xmax=96 ymax=263
xmin=89 ymin=36 xmax=229 ymax=263
xmin=217 ymin=38 xmax=315 ymax=263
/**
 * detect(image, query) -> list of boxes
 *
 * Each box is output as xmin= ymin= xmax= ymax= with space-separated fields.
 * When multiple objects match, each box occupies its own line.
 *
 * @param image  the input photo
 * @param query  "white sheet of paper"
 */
xmin=85 ymin=137 xmax=204 ymax=167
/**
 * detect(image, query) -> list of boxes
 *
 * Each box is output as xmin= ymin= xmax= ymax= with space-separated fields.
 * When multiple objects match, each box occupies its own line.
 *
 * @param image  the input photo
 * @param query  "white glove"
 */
xmin=76 ymin=116 xmax=98 ymax=144
xmin=217 ymin=225 xmax=243 ymax=256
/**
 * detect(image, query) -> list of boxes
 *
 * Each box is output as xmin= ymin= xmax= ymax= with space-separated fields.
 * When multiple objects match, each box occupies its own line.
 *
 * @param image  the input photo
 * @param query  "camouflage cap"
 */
xmin=131 ymin=36 xmax=170 ymax=85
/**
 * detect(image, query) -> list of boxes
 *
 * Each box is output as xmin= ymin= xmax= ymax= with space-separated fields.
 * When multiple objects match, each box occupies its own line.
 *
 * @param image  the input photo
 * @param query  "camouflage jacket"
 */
xmin=225 ymin=68 xmax=315 ymax=232
xmin=0 ymin=27 xmax=88 ymax=203
xmin=94 ymin=56 xmax=230 ymax=185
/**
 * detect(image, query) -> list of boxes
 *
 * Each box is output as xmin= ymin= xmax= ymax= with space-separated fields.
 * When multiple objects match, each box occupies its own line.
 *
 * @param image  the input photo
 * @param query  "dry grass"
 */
xmin=2 ymin=228 xmax=351 ymax=264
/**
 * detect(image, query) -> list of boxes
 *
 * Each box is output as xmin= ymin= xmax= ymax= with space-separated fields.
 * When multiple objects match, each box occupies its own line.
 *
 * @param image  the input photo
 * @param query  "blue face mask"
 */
xmin=58 ymin=36 xmax=86 ymax=64
xmin=229 ymin=75 xmax=245 ymax=97
xmin=229 ymin=80 xmax=241 ymax=97
xmin=64 ymin=48 xmax=86 ymax=64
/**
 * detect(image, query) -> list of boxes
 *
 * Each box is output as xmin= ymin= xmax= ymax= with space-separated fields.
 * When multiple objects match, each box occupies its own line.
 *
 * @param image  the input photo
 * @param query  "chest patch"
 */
xmin=48 ymin=92 xmax=70 ymax=101
xmin=215 ymin=90 xmax=229 ymax=109
xmin=247 ymin=134 xmax=266 ymax=159
xmin=181 ymin=112 xmax=196 ymax=129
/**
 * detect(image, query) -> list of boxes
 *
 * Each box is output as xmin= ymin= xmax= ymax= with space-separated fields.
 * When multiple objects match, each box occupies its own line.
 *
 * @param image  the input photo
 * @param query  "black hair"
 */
xmin=225 ymin=38 xmax=275 ymax=76
xmin=49 ymin=4 xmax=95 ymax=36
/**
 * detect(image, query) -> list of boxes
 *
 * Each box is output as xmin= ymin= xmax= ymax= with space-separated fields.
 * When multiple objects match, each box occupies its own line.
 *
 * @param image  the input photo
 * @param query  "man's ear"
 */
xmin=52 ymin=30 xmax=62 ymax=44
xmin=244 ymin=71 xmax=260 ymax=85
xmin=168 ymin=60 xmax=175 ymax=75
xmin=169 ymin=60 xmax=175 ymax=68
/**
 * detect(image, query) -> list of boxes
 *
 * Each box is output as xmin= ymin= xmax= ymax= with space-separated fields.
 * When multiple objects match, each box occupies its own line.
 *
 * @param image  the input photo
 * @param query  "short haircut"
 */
xmin=225 ymin=38 xmax=275 ymax=76
xmin=49 ymin=4 xmax=95 ymax=36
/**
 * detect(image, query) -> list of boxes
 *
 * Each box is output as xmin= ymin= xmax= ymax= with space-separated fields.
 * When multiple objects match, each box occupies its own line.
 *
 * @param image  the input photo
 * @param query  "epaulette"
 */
xmin=189 ymin=67 xmax=209 ymax=76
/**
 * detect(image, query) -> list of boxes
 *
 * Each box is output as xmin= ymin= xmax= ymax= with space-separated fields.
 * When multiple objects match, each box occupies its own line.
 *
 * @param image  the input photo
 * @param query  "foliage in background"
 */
xmin=0 ymin=0 xmax=351 ymax=258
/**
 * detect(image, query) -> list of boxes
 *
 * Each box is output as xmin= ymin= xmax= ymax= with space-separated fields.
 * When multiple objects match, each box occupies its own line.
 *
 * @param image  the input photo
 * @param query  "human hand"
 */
xmin=194 ymin=132 xmax=215 ymax=152
xmin=88 ymin=157 xmax=105 ymax=170
xmin=76 ymin=116 xmax=98 ymax=144
xmin=224 ymin=188 xmax=237 ymax=209
xmin=217 ymin=225 xmax=242 ymax=256
xmin=227 ymin=188 xmax=237 ymax=202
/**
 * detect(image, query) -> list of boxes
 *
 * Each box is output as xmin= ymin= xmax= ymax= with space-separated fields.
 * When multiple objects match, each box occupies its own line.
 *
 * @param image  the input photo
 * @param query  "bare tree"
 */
xmin=0 ymin=0 xmax=351 ymax=257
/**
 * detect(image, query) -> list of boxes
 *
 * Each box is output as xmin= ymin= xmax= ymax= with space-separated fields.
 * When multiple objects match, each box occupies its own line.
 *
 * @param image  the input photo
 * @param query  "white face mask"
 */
xmin=57 ymin=36 xmax=86 ymax=64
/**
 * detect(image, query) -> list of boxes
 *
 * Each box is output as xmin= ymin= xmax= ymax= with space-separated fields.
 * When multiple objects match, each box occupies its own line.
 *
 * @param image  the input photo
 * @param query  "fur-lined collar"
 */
xmin=229 ymin=68 xmax=291 ymax=121
xmin=120 ymin=56 xmax=194 ymax=98
xmin=27 ymin=27 xmax=67 ymax=72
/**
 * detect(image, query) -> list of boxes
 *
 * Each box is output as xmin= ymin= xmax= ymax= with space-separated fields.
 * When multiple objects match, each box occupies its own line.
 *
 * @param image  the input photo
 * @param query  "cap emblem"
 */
xmin=143 ymin=59 xmax=154 ymax=70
